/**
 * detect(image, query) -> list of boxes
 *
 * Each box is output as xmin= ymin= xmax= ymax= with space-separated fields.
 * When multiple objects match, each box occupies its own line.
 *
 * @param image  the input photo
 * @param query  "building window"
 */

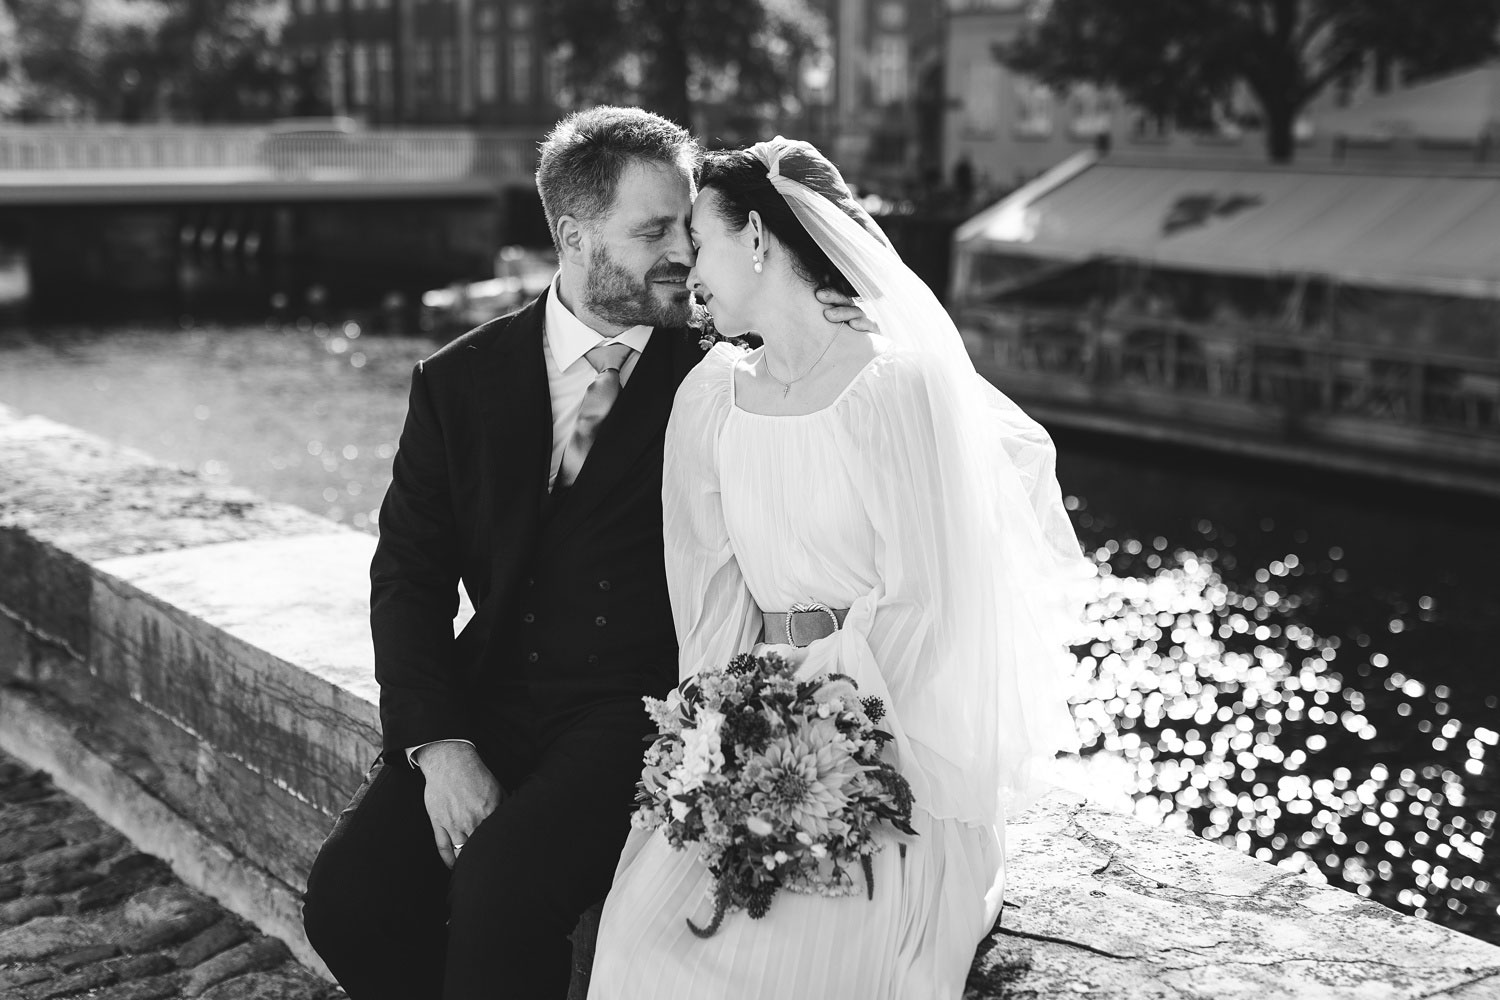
xmin=477 ymin=5 xmax=498 ymax=30
xmin=351 ymin=43 xmax=371 ymax=107
xmin=327 ymin=43 xmax=347 ymax=113
xmin=877 ymin=1 xmax=905 ymax=29
xmin=871 ymin=36 xmax=907 ymax=107
xmin=323 ymin=0 xmax=338 ymax=12
xmin=1014 ymin=78 xmax=1055 ymax=137
xmin=1067 ymin=83 xmax=1111 ymax=139
xmin=298 ymin=0 xmax=316 ymax=15
xmin=374 ymin=43 xmax=395 ymax=114
xmin=415 ymin=41 xmax=434 ymax=106
xmin=477 ymin=38 xmax=499 ymax=102
xmin=510 ymin=2 xmax=533 ymax=30
xmin=962 ymin=60 xmax=1002 ymax=135
xmin=351 ymin=0 xmax=365 ymax=10
xmin=545 ymin=51 xmax=567 ymax=108
xmin=438 ymin=40 xmax=456 ymax=107
xmin=508 ymin=36 xmax=534 ymax=104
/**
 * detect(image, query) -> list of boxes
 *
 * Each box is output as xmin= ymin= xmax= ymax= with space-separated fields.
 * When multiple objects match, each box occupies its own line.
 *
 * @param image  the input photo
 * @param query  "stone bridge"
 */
xmin=1 ymin=403 xmax=1498 ymax=998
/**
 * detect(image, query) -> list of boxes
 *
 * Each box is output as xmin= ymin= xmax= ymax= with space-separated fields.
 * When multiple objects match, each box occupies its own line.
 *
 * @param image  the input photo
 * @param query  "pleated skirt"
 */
xmin=588 ymin=814 xmax=1004 ymax=1000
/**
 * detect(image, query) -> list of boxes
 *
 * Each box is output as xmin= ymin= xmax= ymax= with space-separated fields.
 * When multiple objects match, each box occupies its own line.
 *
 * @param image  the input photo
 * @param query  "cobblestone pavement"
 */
xmin=0 ymin=751 xmax=341 ymax=1000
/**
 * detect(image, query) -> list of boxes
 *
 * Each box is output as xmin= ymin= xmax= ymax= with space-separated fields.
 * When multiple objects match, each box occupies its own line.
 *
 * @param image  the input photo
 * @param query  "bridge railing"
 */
xmin=0 ymin=126 xmax=537 ymax=182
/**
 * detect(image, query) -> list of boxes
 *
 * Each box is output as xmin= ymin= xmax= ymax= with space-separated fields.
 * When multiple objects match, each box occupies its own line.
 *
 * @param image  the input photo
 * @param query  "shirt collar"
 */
xmin=545 ymin=272 xmax=654 ymax=372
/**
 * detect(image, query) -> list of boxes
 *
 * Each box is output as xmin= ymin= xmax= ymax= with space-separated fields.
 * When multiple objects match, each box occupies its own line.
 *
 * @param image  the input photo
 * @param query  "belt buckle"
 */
xmin=786 ymin=602 xmax=840 ymax=647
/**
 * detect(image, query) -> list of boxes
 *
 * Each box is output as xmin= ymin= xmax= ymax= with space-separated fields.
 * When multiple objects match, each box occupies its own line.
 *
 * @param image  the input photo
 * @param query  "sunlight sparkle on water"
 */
xmin=1066 ymin=510 xmax=1497 ymax=930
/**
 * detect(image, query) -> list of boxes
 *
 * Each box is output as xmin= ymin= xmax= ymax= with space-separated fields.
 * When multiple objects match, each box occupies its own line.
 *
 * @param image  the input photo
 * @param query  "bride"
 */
xmin=588 ymin=136 xmax=1091 ymax=999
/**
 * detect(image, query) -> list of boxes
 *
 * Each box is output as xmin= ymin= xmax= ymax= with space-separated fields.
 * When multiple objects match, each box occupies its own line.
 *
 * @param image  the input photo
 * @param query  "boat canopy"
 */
xmin=953 ymin=153 xmax=1500 ymax=300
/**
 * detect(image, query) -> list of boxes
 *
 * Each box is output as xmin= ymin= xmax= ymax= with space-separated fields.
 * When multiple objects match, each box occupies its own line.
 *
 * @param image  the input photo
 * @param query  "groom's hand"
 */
xmin=816 ymin=288 xmax=878 ymax=333
xmin=413 ymin=741 xmax=503 ymax=869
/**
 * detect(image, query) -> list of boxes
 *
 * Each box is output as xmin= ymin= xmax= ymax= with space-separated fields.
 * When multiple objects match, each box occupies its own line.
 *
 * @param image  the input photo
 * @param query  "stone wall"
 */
xmin=3 ymin=402 xmax=1499 ymax=998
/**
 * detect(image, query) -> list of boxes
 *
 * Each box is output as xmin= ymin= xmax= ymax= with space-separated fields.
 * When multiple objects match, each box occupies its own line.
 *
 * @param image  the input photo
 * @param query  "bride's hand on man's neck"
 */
xmin=753 ymin=282 xmax=867 ymax=373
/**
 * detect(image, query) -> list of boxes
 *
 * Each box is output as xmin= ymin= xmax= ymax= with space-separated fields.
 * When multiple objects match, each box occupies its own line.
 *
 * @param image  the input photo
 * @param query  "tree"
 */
xmin=0 ymin=0 xmax=292 ymax=122
xmin=1000 ymin=0 xmax=1500 ymax=163
xmin=548 ymin=0 xmax=826 ymax=140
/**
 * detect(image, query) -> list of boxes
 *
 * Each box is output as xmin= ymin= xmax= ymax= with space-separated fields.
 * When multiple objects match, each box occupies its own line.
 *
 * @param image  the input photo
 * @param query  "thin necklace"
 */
xmin=763 ymin=330 xmax=840 ymax=398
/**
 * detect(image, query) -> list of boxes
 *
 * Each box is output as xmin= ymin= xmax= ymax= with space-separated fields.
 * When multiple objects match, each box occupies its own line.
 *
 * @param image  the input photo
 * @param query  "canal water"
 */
xmin=1 ymin=319 xmax=1496 ymax=944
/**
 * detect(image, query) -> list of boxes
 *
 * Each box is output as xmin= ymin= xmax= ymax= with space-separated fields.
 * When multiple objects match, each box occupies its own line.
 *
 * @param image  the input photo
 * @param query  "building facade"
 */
xmin=283 ymin=0 xmax=558 ymax=127
xmin=823 ymin=0 xmax=946 ymax=190
xmin=941 ymin=0 xmax=1414 ymax=196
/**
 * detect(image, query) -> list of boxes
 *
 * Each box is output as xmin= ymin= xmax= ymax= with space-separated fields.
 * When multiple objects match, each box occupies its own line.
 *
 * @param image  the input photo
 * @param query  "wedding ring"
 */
xmin=452 ymin=842 xmax=466 ymax=854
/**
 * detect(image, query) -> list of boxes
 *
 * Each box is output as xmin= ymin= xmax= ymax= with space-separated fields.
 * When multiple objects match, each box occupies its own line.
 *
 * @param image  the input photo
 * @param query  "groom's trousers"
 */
xmin=301 ymin=690 xmax=654 ymax=1000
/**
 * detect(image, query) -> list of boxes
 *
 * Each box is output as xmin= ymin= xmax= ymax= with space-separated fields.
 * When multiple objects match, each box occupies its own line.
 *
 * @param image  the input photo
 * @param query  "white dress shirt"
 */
xmin=407 ymin=274 xmax=655 ymax=768
xmin=541 ymin=272 xmax=655 ymax=489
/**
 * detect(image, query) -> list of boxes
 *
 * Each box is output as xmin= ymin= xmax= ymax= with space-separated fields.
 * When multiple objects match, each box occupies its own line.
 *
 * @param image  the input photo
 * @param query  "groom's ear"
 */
xmin=556 ymin=215 xmax=587 ymax=264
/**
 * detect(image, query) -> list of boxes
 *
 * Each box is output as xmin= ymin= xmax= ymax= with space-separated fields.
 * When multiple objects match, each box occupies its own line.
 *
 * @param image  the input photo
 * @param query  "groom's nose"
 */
xmin=664 ymin=224 xmax=694 ymax=267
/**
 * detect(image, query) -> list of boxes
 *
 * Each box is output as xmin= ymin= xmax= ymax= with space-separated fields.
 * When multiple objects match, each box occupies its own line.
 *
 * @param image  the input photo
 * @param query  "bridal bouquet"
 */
xmin=632 ymin=652 xmax=916 ymax=937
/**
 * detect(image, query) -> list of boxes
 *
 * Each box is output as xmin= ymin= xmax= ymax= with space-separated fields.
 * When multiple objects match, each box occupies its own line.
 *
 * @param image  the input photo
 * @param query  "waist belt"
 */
xmin=761 ymin=603 xmax=849 ymax=648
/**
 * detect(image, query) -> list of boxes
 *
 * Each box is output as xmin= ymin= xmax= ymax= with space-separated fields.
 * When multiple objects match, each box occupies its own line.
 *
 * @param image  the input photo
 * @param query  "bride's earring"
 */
xmin=752 ymin=251 xmax=762 ymax=274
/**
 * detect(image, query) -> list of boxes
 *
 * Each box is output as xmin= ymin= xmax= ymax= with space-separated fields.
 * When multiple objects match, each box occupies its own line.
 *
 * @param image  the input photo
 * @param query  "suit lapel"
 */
xmin=546 ymin=325 xmax=681 ymax=536
xmin=473 ymin=292 xmax=552 ymax=603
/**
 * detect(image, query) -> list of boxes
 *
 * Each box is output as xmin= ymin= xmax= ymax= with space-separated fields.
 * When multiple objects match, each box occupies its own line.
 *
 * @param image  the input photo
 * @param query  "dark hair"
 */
xmin=695 ymin=145 xmax=889 ymax=298
xmin=536 ymin=107 xmax=699 ymax=251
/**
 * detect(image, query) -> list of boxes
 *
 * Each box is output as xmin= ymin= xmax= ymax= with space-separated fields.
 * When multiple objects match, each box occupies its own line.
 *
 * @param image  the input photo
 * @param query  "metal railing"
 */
xmin=0 ymin=126 xmax=537 ymax=182
xmin=959 ymin=305 xmax=1500 ymax=437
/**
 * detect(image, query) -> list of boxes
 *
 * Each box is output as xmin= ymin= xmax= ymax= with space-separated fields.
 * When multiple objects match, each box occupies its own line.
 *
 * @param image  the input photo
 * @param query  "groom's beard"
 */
xmin=584 ymin=244 xmax=693 ymax=329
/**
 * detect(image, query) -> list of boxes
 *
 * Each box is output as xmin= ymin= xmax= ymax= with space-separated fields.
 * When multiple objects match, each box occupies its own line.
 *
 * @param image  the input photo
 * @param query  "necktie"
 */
xmin=556 ymin=342 xmax=635 ymax=490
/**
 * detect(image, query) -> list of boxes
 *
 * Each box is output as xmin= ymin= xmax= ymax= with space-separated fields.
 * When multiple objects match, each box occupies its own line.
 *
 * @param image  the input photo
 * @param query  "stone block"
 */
xmin=0 ymin=605 xmax=29 ymax=682
xmin=198 ymin=967 xmax=329 ymax=1000
xmin=25 ymin=836 xmax=124 ymax=877
xmin=182 ymin=938 xmax=291 ymax=997
xmin=0 ymin=896 xmax=61 ymax=927
xmin=0 ymin=914 xmax=98 ymax=961
xmin=91 ymin=973 xmax=186 ymax=1000
xmin=53 ymin=941 xmax=122 ymax=970
xmin=0 ymin=776 xmax=55 ymax=806
xmin=109 ymin=852 xmax=168 ymax=878
xmin=0 ymin=799 xmax=72 ymax=833
xmin=0 ymin=826 xmax=63 ymax=863
xmin=0 ymin=965 xmax=52 ymax=989
xmin=0 ymin=528 xmax=92 ymax=663
xmin=29 ymin=867 xmax=104 ymax=895
xmin=21 ymin=962 xmax=117 ymax=1000
xmin=123 ymin=885 xmax=213 ymax=927
xmin=175 ymin=919 xmax=249 ymax=968
xmin=75 ymin=864 xmax=172 ymax=912
xmin=105 ymin=952 xmax=177 ymax=980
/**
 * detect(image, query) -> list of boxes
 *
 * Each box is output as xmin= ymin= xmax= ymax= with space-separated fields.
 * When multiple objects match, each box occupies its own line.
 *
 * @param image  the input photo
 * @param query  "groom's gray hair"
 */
xmin=536 ymin=106 xmax=698 ymax=251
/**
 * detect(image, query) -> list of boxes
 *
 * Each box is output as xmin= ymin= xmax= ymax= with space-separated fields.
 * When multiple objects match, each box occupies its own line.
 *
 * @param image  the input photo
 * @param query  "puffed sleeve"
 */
xmin=662 ymin=344 xmax=763 ymax=680
xmin=796 ymin=351 xmax=1088 ymax=826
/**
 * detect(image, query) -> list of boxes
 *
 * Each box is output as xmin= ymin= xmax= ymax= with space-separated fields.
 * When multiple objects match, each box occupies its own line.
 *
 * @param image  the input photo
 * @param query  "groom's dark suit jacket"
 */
xmin=370 ymin=289 xmax=705 ymax=759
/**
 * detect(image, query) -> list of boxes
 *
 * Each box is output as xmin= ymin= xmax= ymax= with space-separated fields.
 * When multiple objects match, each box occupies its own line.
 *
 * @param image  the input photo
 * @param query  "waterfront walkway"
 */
xmin=0 ymin=750 xmax=337 ymax=1000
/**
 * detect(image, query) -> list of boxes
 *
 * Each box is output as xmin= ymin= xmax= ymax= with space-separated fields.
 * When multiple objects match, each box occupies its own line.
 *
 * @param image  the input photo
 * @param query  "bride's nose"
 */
xmin=687 ymin=268 xmax=704 ymax=295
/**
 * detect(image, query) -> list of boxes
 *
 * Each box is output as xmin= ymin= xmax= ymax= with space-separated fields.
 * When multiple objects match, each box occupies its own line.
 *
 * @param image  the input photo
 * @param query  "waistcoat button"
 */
xmin=587 ymin=654 xmax=599 ymax=665
xmin=527 ymin=652 xmax=539 ymax=663
xmin=595 ymin=616 xmax=607 ymax=627
xmin=522 ymin=612 xmax=536 ymax=624
xmin=598 ymin=580 xmax=611 ymax=591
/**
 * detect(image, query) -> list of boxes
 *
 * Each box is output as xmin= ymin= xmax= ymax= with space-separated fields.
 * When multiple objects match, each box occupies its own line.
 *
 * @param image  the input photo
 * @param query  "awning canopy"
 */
xmin=1314 ymin=62 xmax=1500 ymax=141
xmin=954 ymin=153 xmax=1500 ymax=298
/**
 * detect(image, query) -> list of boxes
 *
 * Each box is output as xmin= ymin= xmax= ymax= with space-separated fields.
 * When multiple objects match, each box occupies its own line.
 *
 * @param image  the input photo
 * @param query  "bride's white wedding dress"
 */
xmin=588 ymin=344 xmax=1013 ymax=1000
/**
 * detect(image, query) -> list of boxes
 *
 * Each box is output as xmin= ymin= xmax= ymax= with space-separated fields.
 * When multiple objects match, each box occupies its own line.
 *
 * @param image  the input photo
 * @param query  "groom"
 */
xmin=301 ymin=106 xmax=868 ymax=999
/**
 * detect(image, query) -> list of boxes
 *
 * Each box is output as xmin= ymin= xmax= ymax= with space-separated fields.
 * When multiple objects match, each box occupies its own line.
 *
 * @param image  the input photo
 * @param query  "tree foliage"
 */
xmin=548 ymin=0 xmax=827 ymax=141
xmin=1001 ymin=0 xmax=1500 ymax=162
xmin=0 ymin=0 xmax=293 ymax=122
